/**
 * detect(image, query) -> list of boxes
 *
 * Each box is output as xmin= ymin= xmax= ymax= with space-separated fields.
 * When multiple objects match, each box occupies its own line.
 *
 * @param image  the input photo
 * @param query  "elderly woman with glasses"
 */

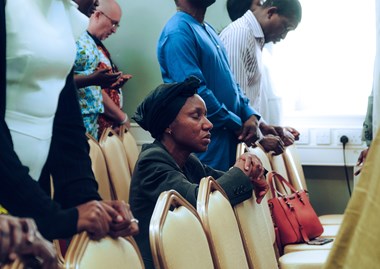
xmin=130 ymin=76 xmax=269 ymax=269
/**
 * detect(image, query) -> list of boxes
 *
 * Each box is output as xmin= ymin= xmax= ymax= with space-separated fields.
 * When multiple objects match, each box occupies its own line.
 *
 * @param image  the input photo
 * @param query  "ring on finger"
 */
xmin=130 ymin=218 xmax=139 ymax=224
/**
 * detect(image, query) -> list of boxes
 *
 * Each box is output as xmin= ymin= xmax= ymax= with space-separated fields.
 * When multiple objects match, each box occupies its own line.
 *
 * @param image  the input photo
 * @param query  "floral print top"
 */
xmin=74 ymin=31 xmax=104 ymax=116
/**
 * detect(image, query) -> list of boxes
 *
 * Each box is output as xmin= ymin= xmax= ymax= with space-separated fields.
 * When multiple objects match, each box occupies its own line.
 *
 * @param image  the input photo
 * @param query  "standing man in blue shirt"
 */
xmin=157 ymin=0 xmax=261 ymax=171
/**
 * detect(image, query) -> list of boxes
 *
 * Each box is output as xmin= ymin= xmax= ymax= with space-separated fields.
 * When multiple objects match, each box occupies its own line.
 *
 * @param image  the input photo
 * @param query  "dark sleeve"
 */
xmin=0 ymin=70 xmax=79 ymax=241
xmin=42 ymin=69 xmax=101 ymax=209
xmin=134 ymin=149 xmax=252 ymax=208
xmin=133 ymin=148 xmax=201 ymax=207
xmin=192 ymin=157 xmax=253 ymax=206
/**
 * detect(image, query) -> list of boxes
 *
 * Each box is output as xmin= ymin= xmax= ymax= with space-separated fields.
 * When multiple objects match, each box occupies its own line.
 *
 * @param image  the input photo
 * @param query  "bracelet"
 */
xmin=120 ymin=113 xmax=129 ymax=125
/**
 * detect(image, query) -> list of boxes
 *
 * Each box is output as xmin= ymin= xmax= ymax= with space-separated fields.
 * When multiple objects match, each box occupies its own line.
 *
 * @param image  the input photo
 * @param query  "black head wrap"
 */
xmin=132 ymin=76 xmax=201 ymax=139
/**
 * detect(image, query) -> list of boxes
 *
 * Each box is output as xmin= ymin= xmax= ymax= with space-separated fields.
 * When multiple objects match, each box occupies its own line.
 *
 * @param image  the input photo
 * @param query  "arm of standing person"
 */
xmin=73 ymin=33 xmax=120 ymax=89
xmin=74 ymin=68 xmax=120 ymax=88
xmin=158 ymin=29 xmax=259 ymax=133
xmin=220 ymin=24 xmax=261 ymax=144
xmin=101 ymin=90 xmax=130 ymax=129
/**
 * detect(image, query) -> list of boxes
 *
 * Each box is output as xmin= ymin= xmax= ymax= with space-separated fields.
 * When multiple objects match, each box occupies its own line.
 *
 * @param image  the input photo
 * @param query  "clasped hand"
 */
xmin=234 ymin=152 xmax=269 ymax=204
xmin=76 ymin=200 xmax=139 ymax=241
xmin=0 ymin=215 xmax=58 ymax=269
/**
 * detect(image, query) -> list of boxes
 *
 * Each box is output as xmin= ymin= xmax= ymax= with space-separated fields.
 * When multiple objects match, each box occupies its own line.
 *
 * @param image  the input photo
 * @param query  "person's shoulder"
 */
xmin=162 ymin=12 xmax=197 ymax=34
xmin=139 ymin=142 xmax=171 ymax=162
xmin=221 ymin=17 xmax=251 ymax=36
xmin=76 ymin=31 xmax=92 ymax=45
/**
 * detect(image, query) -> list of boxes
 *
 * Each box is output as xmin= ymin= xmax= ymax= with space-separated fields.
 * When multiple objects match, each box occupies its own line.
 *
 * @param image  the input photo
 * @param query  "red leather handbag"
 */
xmin=267 ymin=172 xmax=324 ymax=247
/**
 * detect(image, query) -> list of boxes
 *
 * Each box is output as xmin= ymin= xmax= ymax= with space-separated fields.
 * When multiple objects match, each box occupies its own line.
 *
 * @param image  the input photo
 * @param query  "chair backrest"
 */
xmin=86 ymin=133 xmax=113 ymax=200
xmin=1 ymin=259 xmax=24 ymax=269
xmin=197 ymin=177 xmax=249 ymax=269
xmin=64 ymin=232 xmax=144 ymax=269
xmin=150 ymin=190 xmax=214 ymax=269
xmin=99 ymin=128 xmax=131 ymax=202
xmin=266 ymin=152 xmax=291 ymax=194
xmin=119 ymin=125 xmax=139 ymax=176
xmin=283 ymin=144 xmax=308 ymax=191
xmin=234 ymin=193 xmax=279 ymax=269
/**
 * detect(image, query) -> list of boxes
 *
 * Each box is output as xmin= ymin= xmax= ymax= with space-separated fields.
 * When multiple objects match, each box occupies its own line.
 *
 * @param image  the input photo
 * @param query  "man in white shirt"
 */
xmin=220 ymin=0 xmax=302 ymax=150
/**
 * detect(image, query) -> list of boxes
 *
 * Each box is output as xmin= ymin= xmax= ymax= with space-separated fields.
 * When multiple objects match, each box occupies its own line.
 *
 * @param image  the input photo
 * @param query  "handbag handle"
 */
xmin=267 ymin=171 xmax=298 ymax=198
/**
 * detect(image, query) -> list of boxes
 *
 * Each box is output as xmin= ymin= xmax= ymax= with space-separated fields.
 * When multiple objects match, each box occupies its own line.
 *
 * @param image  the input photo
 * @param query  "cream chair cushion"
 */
xmin=150 ymin=190 xmax=214 ymax=269
xmin=99 ymin=128 xmax=131 ymax=202
xmin=234 ymin=194 xmax=279 ymax=269
xmin=197 ymin=177 xmax=248 ymax=269
xmin=119 ymin=126 xmax=139 ymax=175
xmin=279 ymin=250 xmax=330 ymax=269
xmin=65 ymin=233 xmax=144 ymax=269
xmin=87 ymin=134 xmax=113 ymax=200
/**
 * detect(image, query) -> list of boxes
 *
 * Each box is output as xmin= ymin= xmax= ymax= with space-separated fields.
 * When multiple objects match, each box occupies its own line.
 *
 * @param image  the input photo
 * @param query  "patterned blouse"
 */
xmin=74 ymin=31 xmax=104 ymax=116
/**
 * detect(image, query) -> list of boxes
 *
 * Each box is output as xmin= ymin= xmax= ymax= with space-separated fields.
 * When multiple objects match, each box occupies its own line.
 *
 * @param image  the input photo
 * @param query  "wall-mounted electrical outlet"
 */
xmin=335 ymin=129 xmax=363 ymax=145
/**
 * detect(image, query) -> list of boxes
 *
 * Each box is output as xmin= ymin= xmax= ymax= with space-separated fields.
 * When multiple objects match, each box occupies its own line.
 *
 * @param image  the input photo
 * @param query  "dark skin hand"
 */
xmin=110 ymin=74 xmax=132 ymax=89
xmin=235 ymin=152 xmax=269 ymax=204
xmin=102 ymin=200 xmax=139 ymax=238
xmin=354 ymin=147 xmax=370 ymax=176
xmin=260 ymin=122 xmax=298 ymax=146
xmin=236 ymin=115 xmax=260 ymax=146
xmin=257 ymin=134 xmax=285 ymax=155
xmin=0 ymin=216 xmax=58 ymax=269
xmin=74 ymin=67 xmax=120 ymax=89
xmin=92 ymin=68 xmax=121 ymax=88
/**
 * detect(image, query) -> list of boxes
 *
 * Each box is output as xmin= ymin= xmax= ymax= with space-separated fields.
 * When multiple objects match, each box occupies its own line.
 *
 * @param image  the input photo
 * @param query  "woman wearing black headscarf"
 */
xmin=130 ymin=76 xmax=268 ymax=268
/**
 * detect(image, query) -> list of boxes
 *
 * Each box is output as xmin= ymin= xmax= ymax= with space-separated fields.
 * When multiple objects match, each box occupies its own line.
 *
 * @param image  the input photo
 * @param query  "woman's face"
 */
xmin=169 ymin=94 xmax=213 ymax=153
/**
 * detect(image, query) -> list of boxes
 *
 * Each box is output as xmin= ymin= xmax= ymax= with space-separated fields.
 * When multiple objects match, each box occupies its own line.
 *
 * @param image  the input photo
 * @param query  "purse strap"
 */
xmin=267 ymin=171 xmax=298 ymax=198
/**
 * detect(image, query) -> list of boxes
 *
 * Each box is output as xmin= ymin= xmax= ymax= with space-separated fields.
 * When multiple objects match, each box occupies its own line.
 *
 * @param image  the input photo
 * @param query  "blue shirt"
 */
xmin=157 ymin=11 xmax=260 ymax=171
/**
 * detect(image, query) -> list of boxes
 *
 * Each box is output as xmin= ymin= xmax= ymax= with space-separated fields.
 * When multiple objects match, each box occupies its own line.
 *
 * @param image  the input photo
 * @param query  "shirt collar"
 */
xmin=242 ymin=10 xmax=265 ymax=46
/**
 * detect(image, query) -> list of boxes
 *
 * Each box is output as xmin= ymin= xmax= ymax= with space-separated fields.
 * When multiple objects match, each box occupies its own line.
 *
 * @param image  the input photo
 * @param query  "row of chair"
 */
xmin=150 ymin=174 xmax=332 ymax=269
xmin=49 ymin=130 xmax=343 ymax=269
xmin=88 ymin=125 xmax=139 ymax=202
xmin=55 ymin=127 xmax=144 ymax=269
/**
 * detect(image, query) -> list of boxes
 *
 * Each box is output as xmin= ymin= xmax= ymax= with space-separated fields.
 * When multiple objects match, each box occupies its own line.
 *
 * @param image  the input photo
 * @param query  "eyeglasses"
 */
xmin=99 ymin=11 xmax=120 ymax=29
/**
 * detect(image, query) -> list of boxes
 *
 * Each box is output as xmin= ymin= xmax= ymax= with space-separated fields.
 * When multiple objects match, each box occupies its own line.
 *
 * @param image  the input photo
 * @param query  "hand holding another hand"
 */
xmin=257 ymin=135 xmax=285 ymax=155
xmin=0 ymin=215 xmax=58 ymax=269
xmin=102 ymin=200 xmax=139 ymax=238
xmin=234 ymin=152 xmax=269 ymax=203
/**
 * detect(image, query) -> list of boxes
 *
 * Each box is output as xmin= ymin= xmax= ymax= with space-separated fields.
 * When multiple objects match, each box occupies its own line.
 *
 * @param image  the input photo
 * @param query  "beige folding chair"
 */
xmin=119 ymin=125 xmax=139 ymax=176
xmin=283 ymin=145 xmax=343 ymax=226
xmin=86 ymin=133 xmax=113 ymax=200
xmin=64 ymin=232 xmax=144 ymax=269
xmin=1 ymin=259 xmax=23 ymax=269
xmin=149 ymin=190 xmax=214 ymax=269
xmin=197 ymin=176 xmax=249 ymax=269
xmin=99 ymin=128 xmax=131 ymax=202
xmin=234 ymin=188 xmax=279 ymax=269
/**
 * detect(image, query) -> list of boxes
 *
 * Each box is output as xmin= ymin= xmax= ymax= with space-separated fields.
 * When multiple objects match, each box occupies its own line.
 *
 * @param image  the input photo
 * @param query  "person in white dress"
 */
xmin=1 ymin=0 xmax=139 ymax=241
